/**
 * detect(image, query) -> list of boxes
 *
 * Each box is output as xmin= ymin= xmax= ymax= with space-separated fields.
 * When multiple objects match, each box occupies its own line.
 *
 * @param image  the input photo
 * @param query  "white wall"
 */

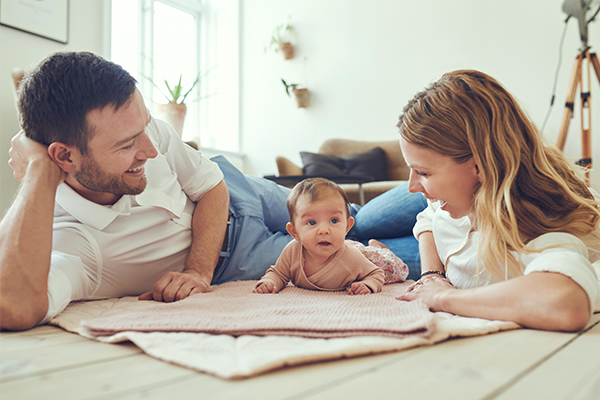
xmin=239 ymin=0 xmax=600 ymax=192
xmin=1 ymin=0 xmax=599 ymax=217
xmin=0 ymin=0 xmax=108 ymax=215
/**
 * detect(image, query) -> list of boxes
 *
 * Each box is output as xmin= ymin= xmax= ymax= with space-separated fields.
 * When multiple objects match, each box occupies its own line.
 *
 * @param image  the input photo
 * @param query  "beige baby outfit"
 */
xmin=255 ymin=240 xmax=385 ymax=293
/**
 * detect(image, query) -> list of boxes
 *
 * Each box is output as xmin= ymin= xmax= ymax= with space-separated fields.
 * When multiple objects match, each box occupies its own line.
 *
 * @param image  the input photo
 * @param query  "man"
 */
xmin=0 ymin=52 xmax=293 ymax=330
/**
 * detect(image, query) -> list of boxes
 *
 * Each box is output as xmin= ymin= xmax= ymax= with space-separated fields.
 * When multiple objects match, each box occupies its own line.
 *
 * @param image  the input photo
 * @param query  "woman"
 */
xmin=394 ymin=70 xmax=600 ymax=332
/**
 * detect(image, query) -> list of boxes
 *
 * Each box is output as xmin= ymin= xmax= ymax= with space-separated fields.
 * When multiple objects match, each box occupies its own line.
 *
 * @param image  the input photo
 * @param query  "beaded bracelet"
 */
xmin=421 ymin=270 xmax=446 ymax=278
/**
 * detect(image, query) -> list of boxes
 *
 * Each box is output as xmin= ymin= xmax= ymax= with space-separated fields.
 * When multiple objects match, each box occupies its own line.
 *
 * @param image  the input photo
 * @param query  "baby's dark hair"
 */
xmin=286 ymin=178 xmax=351 ymax=222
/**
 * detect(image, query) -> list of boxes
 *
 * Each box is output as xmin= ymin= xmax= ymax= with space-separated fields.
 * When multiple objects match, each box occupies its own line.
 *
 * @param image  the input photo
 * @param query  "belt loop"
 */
xmin=221 ymin=211 xmax=231 ymax=252
xmin=215 ymin=211 xmax=232 ymax=275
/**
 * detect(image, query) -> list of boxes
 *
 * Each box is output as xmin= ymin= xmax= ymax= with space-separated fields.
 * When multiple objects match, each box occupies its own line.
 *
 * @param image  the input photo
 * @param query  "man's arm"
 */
xmin=139 ymin=179 xmax=230 ymax=302
xmin=184 ymin=179 xmax=230 ymax=285
xmin=0 ymin=132 xmax=64 ymax=330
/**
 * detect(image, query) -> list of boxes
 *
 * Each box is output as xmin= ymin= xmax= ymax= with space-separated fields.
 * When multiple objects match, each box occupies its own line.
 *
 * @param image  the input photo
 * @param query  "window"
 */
xmin=110 ymin=0 xmax=239 ymax=153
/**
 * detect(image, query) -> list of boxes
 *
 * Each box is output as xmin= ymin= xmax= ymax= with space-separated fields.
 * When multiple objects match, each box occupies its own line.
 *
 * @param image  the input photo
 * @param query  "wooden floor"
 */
xmin=1 ymin=313 xmax=599 ymax=400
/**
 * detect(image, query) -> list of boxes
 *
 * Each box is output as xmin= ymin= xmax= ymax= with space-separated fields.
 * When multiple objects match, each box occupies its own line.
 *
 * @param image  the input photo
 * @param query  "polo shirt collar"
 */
xmin=56 ymin=183 xmax=132 ymax=231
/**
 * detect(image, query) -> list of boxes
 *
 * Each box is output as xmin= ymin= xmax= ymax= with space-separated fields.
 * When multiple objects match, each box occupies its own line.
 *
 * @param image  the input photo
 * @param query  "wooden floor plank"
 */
xmin=0 ymin=353 xmax=197 ymax=400
xmin=1 ymin=326 xmax=90 ymax=354
xmin=290 ymin=328 xmax=579 ymax=400
xmin=493 ymin=318 xmax=600 ymax=400
xmin=1 ymin=325 xmax=63 ymax=338
xmin=108 ymin=347 xmax=425 ymax=400
xmin=0 ymin=336 xmax=141 ymax=381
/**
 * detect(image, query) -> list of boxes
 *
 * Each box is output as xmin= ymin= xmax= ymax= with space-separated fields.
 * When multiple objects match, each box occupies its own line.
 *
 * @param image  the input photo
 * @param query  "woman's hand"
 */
xmin=396 ymin=276 xmax=454 ymax=311
xmin=404 ymin=273 xmax=451 ymax=293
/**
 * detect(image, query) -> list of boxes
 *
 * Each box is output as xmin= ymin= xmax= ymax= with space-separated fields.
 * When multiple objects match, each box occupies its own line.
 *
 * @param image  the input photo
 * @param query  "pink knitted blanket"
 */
xmin=81 ymin=281 xmax=436 ymax=339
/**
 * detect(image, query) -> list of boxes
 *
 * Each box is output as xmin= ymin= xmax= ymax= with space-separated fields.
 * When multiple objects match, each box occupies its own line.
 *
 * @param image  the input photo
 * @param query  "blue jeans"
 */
xmin=211 ymin=156 xmax=427 ymax=283
xmin=210 ymin=156 xmax=293 ymax=285
xmin=348 ymin=183 xmax=428 ymax=280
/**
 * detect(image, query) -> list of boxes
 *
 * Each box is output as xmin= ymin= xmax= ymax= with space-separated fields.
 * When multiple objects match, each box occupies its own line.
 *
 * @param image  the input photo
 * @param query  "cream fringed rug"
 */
xmin=50 ymin=281 xmax=520 ymax=379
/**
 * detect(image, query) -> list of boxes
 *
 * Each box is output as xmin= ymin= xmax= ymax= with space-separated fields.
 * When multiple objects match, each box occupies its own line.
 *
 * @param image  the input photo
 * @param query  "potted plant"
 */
xmin=143 ymin=72 xmax=200 ymax=137
xmin=282 ymin=79 xmax=309 ymax=108
xmin=266 ymin=24 xmax=294 ymax=60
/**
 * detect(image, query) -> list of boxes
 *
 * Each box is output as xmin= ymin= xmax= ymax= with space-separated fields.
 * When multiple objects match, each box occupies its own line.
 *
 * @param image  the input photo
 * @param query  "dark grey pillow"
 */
xmin=300 ymin=147 xmax=389 ymax=181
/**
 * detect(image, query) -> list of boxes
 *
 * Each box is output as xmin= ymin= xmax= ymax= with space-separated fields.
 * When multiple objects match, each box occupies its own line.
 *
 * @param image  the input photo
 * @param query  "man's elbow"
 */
xmin=213 ymin=180 xmax=230 ymax=203
xmin=0 ymin=296 xmax=48 ymax=331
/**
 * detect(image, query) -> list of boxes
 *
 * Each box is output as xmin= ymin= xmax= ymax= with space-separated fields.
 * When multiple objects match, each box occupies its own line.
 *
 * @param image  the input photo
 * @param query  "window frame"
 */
xmin=110 ymin=0 xmax=240 ymax=153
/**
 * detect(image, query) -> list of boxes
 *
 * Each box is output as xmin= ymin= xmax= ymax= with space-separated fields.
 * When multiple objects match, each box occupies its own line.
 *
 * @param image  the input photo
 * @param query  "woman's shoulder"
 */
xmin=526 ymin=231 xmax=586 ymax=250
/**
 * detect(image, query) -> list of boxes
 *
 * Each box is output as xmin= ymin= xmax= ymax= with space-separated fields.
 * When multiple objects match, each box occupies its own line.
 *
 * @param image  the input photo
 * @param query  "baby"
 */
xmin=254 ymin=178 xmax=407 ymax=295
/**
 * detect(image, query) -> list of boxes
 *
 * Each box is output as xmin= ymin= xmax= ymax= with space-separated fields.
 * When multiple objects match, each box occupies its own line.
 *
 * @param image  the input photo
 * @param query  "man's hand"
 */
xmin=347 ymin=281 xmax=371 ymax=295
xmin=253 ymin=282 xmax=279 ymax=294
xmin=138 ymin=270 xmax=212 ymax=302
xmin=9 ymin=131 xmax=63 ymax=182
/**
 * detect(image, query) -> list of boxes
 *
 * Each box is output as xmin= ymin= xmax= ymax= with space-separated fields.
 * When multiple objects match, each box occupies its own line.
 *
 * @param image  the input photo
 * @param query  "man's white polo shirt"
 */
xmin=43 ymin=117 xmax=223 ymax=323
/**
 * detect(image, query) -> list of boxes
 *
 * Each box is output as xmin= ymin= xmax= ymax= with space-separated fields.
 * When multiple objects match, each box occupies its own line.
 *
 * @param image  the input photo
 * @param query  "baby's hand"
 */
xmin=253 ymin=282 xmax=279 ymax=294
xmin=347 ymin=282 xmax=371 ymax=295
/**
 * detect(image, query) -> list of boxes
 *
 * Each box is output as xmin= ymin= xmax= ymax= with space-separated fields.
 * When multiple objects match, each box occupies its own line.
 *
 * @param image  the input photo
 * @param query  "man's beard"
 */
xmin=74 ymin=155 xmax=147 ymax=196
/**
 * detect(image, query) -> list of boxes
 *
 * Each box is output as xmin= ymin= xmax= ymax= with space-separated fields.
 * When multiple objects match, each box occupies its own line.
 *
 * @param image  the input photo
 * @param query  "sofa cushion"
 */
xmin=300 ymin=147 xmax=389 ymax=181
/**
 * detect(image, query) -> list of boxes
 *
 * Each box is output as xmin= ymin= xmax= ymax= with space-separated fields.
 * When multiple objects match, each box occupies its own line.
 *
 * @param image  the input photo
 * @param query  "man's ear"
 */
xmin=286 ymin=222 xmax=300 ymax=241
xmin=47 ymin=142 xmax=78 ymax=173
xmin=346 ymin=216 xmax=355 ymax=234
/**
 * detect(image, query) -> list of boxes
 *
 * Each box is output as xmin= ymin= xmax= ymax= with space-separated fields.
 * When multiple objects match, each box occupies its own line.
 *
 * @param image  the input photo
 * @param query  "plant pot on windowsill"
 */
xmin=157 ymin=102 xmax=187 ymax=137
xmin=143 ymin=71 xmax=204 ymax=138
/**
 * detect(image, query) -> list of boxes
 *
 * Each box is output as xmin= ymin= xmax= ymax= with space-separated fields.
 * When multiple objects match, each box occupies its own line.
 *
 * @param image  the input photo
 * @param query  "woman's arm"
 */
xmin=418 ymin=231 xmax=445 ymax=275
xmin=397 ymin=271 xmax=590 ymax=331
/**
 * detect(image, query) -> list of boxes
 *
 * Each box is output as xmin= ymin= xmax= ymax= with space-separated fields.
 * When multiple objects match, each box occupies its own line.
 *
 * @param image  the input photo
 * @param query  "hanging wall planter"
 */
xmin=282 ymin=79 xmax=309 ymax=108
xmin=266 ymin=24 xmax=294 ymax=60
xmin=292 ymin=88 xmax=309 ymax=108
xmin=279 ymin=42 xmax=294 ymax=60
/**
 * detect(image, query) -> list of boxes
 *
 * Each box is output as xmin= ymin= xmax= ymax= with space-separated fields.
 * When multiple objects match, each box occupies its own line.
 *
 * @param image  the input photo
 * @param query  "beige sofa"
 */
xmin=275 ymin=139 xmax=409 ymax=204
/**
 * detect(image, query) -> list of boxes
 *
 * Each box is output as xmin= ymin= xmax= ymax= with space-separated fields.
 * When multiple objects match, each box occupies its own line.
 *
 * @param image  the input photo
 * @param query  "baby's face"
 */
xmin=291 ymin=193 xmax=351 ymax=260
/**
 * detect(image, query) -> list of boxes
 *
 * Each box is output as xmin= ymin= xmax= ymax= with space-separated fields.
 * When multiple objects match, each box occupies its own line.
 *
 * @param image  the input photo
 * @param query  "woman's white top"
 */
xmin=413 ymin=199 xmax=600 ymax=312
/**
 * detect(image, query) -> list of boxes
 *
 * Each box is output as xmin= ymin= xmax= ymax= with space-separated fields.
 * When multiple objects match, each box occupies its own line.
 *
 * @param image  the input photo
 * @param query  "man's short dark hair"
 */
xmin=17 ymin=51 xmax=137 ymax=154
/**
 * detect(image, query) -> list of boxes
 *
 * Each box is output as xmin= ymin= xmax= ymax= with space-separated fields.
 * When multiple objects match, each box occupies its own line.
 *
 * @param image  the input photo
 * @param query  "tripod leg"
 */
xmin=579 ymin=53 xmax=592 ymax=184
xmin=590 ymin=53 xmax=600 ymax=84
xmin=580 ymin=52 xmax=600 ymax=184
xmin=557 ymin=52 xmax=583 ymax=151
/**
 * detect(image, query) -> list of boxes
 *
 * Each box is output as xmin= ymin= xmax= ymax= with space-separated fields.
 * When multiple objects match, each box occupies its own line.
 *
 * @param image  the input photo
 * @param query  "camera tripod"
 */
xmin=556 ymin=48 xmax=600 ymax=184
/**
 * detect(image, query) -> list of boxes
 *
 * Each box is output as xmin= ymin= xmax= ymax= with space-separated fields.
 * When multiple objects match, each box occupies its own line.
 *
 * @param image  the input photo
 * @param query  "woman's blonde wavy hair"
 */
xmin=398 ymin=70 xmax=600 ymax=280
